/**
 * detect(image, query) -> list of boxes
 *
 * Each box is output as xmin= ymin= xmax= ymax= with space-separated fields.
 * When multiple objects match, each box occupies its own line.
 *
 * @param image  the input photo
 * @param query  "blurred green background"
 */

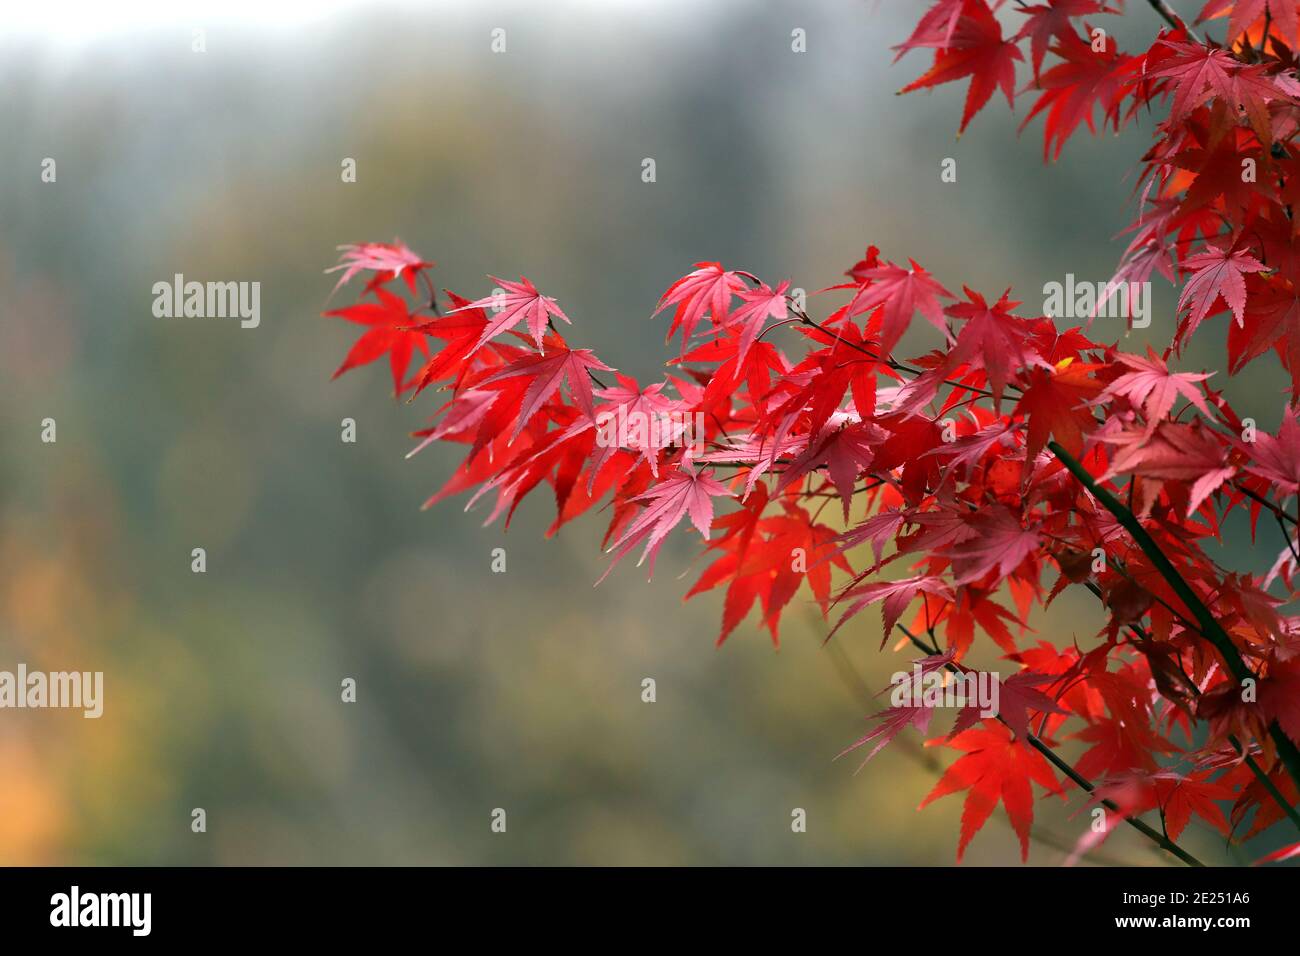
xmin=0 ymin=0 xmax=1293 ymax=865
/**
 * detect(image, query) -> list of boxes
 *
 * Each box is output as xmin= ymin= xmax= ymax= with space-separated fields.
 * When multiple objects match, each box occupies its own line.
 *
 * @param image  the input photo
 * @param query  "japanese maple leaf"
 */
xmin=844 ymin=260 xmax=954 ymax=358
xmin=407 ymin=388 xmax=500 ymax=459
xmin=1178 ymin=244 xmax=1268 ymax=339
xmin=326 ymin=240 xmax=432 ymax=297
xmin=943 ymin=287 xmax=1045 ymax=404
xmin=1075 ymin=700 xmax=1177 ymax=779
xmin=655 ymin=262 xmax=747 ymax=352
xmin=406 ymin=290 xmax=490 ymax=396
xmin=899 ymin=0 xmax=1024 ymax=135
xmin=1242 ymin=408 xmax=1300 ymax=496
xmin=1015 ymin=359 xmax=1104 ymax=461
xmin=840 ymin=508 xmax=910 ymax=570
xmin=953 ymin=670 xmax=1067 ymax=741
xmin=727 ymin=280 xmax=790 ymax=373
xmin=944 ymin=506 xmax=1042 ymax=586
xmin=921 ymin=723 xmax=1061 ymax=862
xmin=1148 ymin=41 xmax=1238 ymax=123
xmin=1226 ymin=62 xmax=1292 ymax=144
xmin=480 ymin=347 xmax=614 ymax=438
xmin=326 ymin=286 xmax=430 ymax=395
xmin=589 ymin=373 xmax=684 ymax=473
xmin=1151 ymin=771 xmax=1234 ymax=841
xmin=1020 ymin=27 xmax=1137 ymax=160
xmin=1102 ymin=421 xmax=1235 ymax=516
xmin=830 ymin=574 xmax=955 ymax=645
xmin=1199 ymin=0 xmax=1299 ymax=47
xmin=1229 ymin=277 xmax=1300 ymax=396
xmin=454 ymin=276 xmax=571 ymax=354
xmin=1097 ymin=346 xmax=1212 ymax=436
xmin=1015 ymin=1 xmax=1116 ymax=77
xmin=892 ymin=0 xmax=967 ymax=60
xmin=773 ymin=415 xmax=882 ymax=520
xmin=599 ymin=465 xmax=730 ymax=582
xmin=838 ymin=704 xmax=934 ymax=770
xmin=689 ymin=495 xmax=849 ymax=645
xmin=677 ymin=335 xmax=788 ymax=410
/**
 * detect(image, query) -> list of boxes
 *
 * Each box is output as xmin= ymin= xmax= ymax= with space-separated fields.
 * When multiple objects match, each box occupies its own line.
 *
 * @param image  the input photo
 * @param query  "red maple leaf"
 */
xmin=1097 ymin=346 xmax=1212 ymax=436
xmin=944 ymin=287 xmax=1045 ymax=404
xmin=1199 ymin=0 xmax=1300 ymax=47
xmin=727 ymin=280 xmax=790 ymax=372
xmin=1178 ymin=244 xmax=1268 ymax=336
xmin=1020 ymin=27 xmax=1137 ymax=159
xmin=655 ymin=262 xmax=747 ymax=352
xmin=1148 ymin=41 xmax=1239 ymax=123
xmin=831 ymin=574 xmax=955 ymax=645
xmin=843 ymin=259 xmax=954 ymax=358
xmin=325 ymin=240 xmax=433 ymax=297
xmin=921 ymin=723 xmax=1061 ymax=862
xmin=1015 ymin=1 xmax=1117 ymax=77
xmin=1015 ymin=359 xmax=1104 ymax=461
xmin=479 ymin=346 xmax=614 ymax=438
xmin=1242 ymin=407 xmax=1300 ymax=496
xmin=326 ymin=285 xmax=430 ymax=395
xmin=600 ymin=466 xmax=730 ymax=582
xmin=899 ymin=0 xmax=1024 ymax=134
xmin=454 ymin=276 xmax=572 ymax=353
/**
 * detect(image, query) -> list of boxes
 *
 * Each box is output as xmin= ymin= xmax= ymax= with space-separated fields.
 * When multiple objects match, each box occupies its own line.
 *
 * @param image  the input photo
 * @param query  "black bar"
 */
xmin=0 ymin=865 xmax=1291 ymax=942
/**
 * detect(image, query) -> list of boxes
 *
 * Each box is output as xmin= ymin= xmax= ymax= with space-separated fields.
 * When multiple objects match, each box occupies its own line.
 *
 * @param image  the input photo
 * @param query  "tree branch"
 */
xmin=895 ymin=624 xmax=1206 ymax=866
xmin=1145 ymin=0 xmax=1201 ymax=41
xmin=1049 ymin=439 xmax=1300 ymax=798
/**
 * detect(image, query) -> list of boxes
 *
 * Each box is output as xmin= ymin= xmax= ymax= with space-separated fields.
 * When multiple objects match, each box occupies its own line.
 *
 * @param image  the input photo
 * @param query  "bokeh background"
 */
xmin=0 ymin=0 xmax=1293 ymax=865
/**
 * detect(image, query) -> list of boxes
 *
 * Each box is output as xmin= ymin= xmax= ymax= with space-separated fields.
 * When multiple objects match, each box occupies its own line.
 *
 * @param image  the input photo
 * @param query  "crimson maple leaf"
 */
xmin=921 ymin=723 xmax=1061 ymax=862
xmin=893 ymin=0 xmax=967 ymax=60
xmin=1148 ymin=41 xmax=1239 ymax=123
xmin=1229 ymin=276 xmax=1300 ymax=396
xmin=952 ymin=669 xmax=1067 ymax=740
xmin=1242 ymin=407 xmax=1300 ymax=495
xmin=1015 ymin=359 xmax=1104 ymax=461
xmin=839 ymin=704 xmax=935 ymax=769
xmin=944 ymin=287 xmax=1045 ymax=404
xmin=1097 ymin=346 xmax=1212 ymax=436
xmin=1101 ymin=420 xmax=1236 ymax=516
xmin=728 ymin=280 xmax=790 ymax=372
xmin=945 ymin=506 xmax=1042 ymax=586
xmin=479 ymin=346 xmax=614 ymax=438
xmin=1015 ymin=1 xmax=1117 ymax=78
xmin=899 ymin=0 xmax=1024 ymax=135
xmin=843 ymin=259 xmax=954 ymax=358
xmin=773 ymin=415 xmax=882 ymax=520
xmin=1178 ymin=244 xmax=1269 ymax=337
xmin=406 ymin=290 xmax=491 ymax=396
xmin=326 ymin=286 xmax=430 ymax=395
xmin=325 ymin=240 xmax=433 ymax=297
xmin=655 ymin=262 xmax=747 ymax=352
xmin=454 ymin=276 xmax=572 ymax=353
xmin=600 ymin=466 xmax=730 ymax=582
xmin=1199 ymin=0 xmax=1299 ymax=47
xmin=830 ymin=574 xmax=955 ymax=644
xmin=1020 ymin=27 xmax=1137 ymax=159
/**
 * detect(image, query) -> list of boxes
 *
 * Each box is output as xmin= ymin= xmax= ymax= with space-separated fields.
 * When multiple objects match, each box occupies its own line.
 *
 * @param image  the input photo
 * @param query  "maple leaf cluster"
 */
xmin=325 ymin=1 xmax=1300 ymax=865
